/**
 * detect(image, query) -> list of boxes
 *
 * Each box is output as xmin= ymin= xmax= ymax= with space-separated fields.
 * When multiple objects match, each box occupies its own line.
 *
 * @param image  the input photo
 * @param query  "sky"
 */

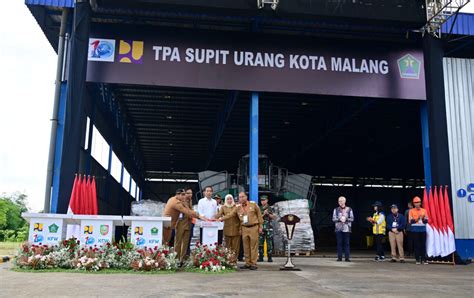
xmin=0 ymin=1 xmax=56 ymax=211
xmin=0 ymin=2 xmax=473 ymax=212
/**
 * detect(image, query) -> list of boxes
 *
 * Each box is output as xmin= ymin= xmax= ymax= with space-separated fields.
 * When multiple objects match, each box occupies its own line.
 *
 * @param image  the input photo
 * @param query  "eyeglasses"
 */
xmin=185 ymin=192 xmax=192 ymax=195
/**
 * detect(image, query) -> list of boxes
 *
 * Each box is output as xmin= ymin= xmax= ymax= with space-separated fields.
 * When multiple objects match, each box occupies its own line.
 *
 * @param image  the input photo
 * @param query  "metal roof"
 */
xmin=442 ymin=13 xmax=474 ymax=36
xmin=25 ymin=0 xmax=74 ymax=8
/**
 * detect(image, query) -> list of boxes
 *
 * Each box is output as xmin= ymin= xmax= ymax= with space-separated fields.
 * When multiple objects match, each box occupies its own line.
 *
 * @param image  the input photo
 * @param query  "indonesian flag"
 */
xmin=66 ymin=175 xmax=99 ymax=239
xmin=429 ymin=186 xmax=441 ymax=256
xmin=424 ymin=187 xmax=435 ymax=257
xmin=91 ymin=177 xmax=98 ymax=214
xmin=67 ymin=175 xmax=82 ymax=239
xmin=438 ymin=186 xmax=449 ymax=257
xmin=444 ymin=186 xmax=456 ymax=255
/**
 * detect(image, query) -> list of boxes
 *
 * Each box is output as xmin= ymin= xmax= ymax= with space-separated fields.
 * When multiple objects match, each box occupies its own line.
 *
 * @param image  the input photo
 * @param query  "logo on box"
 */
xmin=134 ymin=226 xmax=143 ymax=235
xmin=33 ymin=234 xmax=44 ymax=243
xmin=34 ymin=223 xmax=43 ymax=232
xmin=136 ymin=237 xmax=146 ymax=246
xmin=84 ymin=225 xmax=93 ymax=235
xmin=100 ymin=225 xmax=109 ymax=236
xmin=150 ymin=227 xmax=159 ymax=236
xmin=48 ymin=223 xmax=59 ymax=233
xmin=85 ymin=236 xmax=95 ymax=245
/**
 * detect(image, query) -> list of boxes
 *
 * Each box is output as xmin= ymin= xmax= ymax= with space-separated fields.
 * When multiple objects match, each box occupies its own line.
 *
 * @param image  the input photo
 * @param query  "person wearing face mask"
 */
xmin=367 ymin=201 xmax=386 ymax=262
xmin=409 ymin=196 xmax=429 ymax=265
xmin=332 ymin=196 xmax=354 ymax=262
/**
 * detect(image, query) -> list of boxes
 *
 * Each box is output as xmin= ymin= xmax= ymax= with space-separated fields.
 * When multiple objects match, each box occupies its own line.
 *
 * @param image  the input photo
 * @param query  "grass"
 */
xmin=0 ymin=242 xmax=21 ymax=256
xmin=11 ymin=268 xmax=177 ymax=274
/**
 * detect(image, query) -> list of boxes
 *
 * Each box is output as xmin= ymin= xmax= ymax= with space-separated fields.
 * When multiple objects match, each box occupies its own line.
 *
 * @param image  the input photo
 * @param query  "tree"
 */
xmin=0 ymin=192 xmax=29 ymax=241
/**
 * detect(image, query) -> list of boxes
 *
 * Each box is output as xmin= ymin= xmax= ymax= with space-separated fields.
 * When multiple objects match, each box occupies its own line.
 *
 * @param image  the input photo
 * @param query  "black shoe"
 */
xmin=240 ymin=264 xmax=251 ymax=269
xmin=268 ymin=256 xmax=273 ymax=262
xmin=258 ymin=257 xmax=264 ymax=262
xmin=249 ymin=266 xmax=258 ymax=270
xmin=345 ymin=259 xmax=351 ymax=262
xmin=337 ymin=258 xmax=342 ymax=262
xmin=374 ymin=256 xmax=379 ymax=262
xmin=390 ymin=259 xmax=397 ymax=263
xmin=400 ymin=260 xmax=406 ymax=263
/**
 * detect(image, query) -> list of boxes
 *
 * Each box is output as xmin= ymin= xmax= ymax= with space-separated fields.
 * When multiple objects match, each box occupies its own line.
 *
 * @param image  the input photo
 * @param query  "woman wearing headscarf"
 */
xmin=216 ymin=194 xmax=241 ymax=256
xmin=367 ymin=201 xmax=386 ymax=262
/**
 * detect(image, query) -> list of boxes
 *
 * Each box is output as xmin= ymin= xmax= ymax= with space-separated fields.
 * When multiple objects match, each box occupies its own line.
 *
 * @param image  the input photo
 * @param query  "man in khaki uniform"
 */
xmin=163 ymin=189 xmax=206 ymax=246
xmin=215 ymin=194 xmax=241 ymax=256
xmin=174 ymin=188 xmax=194 ymax=266
xmin=220 ymin=192 xmax=263 ymax=270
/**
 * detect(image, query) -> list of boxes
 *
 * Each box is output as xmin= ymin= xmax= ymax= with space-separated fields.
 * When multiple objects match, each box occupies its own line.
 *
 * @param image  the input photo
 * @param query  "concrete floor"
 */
xmin=0 ymin=257 xmax=472 ymax=297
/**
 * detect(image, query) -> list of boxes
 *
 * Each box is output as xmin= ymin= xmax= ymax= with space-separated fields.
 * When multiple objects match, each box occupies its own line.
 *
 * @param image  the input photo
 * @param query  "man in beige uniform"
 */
xmin=220 ymin=192 xmax=263 ymax=270
xmin=174 ymin=188 xmax=194 ymax=266
xmin=216 ymin=194 xmax=241 ymax=256
xmin=163 ymin=189 xmax=206 ymax=246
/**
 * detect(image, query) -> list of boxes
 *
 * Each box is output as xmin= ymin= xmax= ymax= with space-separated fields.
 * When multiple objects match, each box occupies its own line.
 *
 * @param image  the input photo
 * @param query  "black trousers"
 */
xmin=405 ymin=231 xmax=414 ymax=255
xmin=374 ymin=234 xmax=385 ymax=257
xmin=413 ymin=232 xmax=427 ymax=262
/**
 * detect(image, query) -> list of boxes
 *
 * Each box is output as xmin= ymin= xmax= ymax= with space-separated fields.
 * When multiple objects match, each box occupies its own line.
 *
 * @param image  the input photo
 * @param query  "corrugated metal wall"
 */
xmin=443 ymin=57 xmax=474 ymax=239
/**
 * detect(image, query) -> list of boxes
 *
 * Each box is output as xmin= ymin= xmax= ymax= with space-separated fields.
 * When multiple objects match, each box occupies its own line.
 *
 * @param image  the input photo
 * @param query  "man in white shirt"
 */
xmin=198 ymin=186 xmax=217 ymax=244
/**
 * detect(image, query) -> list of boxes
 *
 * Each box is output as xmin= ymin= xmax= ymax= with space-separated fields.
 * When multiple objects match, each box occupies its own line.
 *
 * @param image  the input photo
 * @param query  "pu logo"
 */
xmin=84 ymin=225 xmax=93 ymax=235
xmin=118 ymin=40 xmax=144 ymax=64
xmin=134 ymin=226 xmax=144 ymax=235
xmin=34 ymin=223 xmax=43 ymax=232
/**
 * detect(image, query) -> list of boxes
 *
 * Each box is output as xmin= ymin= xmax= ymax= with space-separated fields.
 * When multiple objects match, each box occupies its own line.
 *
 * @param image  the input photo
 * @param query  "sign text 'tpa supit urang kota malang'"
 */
xmin=153 ymin=46 xmax=390 ymax=74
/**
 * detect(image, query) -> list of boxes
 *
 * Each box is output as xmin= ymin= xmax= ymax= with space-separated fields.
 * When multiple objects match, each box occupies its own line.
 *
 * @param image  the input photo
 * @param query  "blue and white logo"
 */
xmin=136 ymin=237 xmax=146 ymax=246
xmin=457 ymin=183 xmax=474 ymax=203
xmin=85 ymin=236 xmax=96 ymax=245
xmin=88 ymin=38 xmax=116 ymax=62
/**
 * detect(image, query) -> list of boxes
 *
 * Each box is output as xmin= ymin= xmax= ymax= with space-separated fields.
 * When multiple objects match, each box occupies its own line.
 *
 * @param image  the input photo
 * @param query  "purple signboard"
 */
xmin=86 ymin=26 xmax=426 ymax=100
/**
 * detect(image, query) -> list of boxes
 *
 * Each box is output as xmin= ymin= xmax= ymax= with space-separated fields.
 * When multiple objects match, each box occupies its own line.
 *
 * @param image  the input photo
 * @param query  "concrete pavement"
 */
xmin=0 ymin=257 xmax=472 ymax=297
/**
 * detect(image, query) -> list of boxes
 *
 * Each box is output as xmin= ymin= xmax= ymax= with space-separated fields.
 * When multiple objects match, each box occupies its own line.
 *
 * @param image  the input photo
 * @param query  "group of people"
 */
xmin=163 ymin=186 xmax=276 ymax=270
xmin=333 ymin=196 xmax=430 ymax=264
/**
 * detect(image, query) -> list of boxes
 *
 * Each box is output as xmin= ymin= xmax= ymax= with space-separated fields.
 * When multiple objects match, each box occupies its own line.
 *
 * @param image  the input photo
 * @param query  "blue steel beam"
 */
xmin=249 ymin=92 xmax=259 ymax=203
xmin=50 ymin=82 xmax=68 ymax=213
xmin=420 ymin=102 xmax=432 ymax=188
xmin=205 ymin=91 xmax=238 ymax=169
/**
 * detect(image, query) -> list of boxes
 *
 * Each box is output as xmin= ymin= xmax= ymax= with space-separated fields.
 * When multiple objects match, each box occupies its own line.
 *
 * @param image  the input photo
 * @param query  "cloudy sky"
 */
xmin=0 ymin=1 xmax=56 ymax=211
xmin=0 ymin=2 xmax=473 ymax=212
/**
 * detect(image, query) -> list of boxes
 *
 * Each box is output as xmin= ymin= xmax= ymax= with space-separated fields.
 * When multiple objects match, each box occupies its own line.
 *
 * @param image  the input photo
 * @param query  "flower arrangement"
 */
xmin=186 ymin=242 xmax=237 ymax=272
xmin=130 ymin=246 xmax=178 ymax=271
xmin=13 ymin=238 xmax=177 ymax=272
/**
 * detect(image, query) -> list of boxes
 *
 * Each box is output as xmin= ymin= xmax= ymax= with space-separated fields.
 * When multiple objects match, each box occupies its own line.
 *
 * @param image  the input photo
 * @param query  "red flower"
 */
xmin=117 ymin=251 xmax=123 ymax=256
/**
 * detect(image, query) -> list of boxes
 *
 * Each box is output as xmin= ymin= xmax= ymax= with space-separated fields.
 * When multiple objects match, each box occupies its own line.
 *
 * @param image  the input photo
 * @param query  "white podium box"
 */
xmin=71 ymin=215 xmax=123 ymax=246
xmin=123 ymin=216 xmax=171 ymax=247
xmin=22 ymin=213 xmax=72 ymax=245
xmin=200 ymin=221 xmax=220 ymax=247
